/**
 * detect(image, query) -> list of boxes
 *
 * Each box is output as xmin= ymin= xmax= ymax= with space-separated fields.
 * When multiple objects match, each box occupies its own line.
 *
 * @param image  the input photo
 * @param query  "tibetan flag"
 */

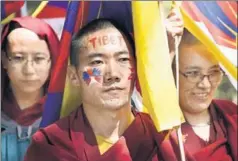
xmin=31 ymin=1 xmax=69 ymax=38
xmin=132 ymin=1 xmax=184 ymax=131
xmin=1 ymin=1 xmax=24 ymax=24
xmin=32 ymin=1 xmax=68 ymax=18
xmin=40 ymin=1 xmax=84 ymax=127
xmin=180 ymin=1 xmax=237 ymax=90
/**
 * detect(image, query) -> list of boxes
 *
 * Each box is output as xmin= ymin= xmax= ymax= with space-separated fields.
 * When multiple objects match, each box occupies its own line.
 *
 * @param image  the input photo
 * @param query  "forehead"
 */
xmin=179 ymin=44 xmax=219 ymax=70
xmin=80 ymin=27 xmax=132 ymax=55
xmin=7 ymin=28 xmax=49 ymax=54
xmin=8 ymin=28 xmax=40 ymax=42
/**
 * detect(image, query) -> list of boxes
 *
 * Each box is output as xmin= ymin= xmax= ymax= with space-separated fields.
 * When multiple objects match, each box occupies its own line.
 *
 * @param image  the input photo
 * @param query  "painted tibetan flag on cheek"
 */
xmin=180 ymin=1 xmax=237 ymax=90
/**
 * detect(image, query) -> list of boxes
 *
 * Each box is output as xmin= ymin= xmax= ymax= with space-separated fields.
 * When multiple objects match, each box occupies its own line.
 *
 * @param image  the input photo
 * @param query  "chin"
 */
xmin=184 ymin=102 xmax=210 ymax=114
xmin=20 ymin=86 xmax=42 ymax=94
xmin=102 ymin=98 xmax=128 ymax=110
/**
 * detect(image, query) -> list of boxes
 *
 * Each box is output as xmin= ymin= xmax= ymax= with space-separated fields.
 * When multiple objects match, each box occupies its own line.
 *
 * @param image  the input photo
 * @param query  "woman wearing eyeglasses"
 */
xmin=1 ymin=17 xmax=60 ymax=161
xmin=159 ymin=29 xmax=237 ymax=161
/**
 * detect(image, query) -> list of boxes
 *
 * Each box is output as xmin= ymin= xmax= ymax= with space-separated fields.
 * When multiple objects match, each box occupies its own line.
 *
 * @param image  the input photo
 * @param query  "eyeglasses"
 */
xmin=179 ymin=69 xmax=224 ymax=84
xmin=7 ymin=55 xmax=51 ymax=68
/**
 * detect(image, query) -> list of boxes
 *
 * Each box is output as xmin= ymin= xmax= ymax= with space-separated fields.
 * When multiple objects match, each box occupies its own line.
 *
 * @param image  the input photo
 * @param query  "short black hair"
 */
xmin=1 ymin=21 xmax=21 ymax=53
xmin=1 ymin=21 xmax=21 ymax=52
xmin=70 ymin=18 xmax=135 ymax=66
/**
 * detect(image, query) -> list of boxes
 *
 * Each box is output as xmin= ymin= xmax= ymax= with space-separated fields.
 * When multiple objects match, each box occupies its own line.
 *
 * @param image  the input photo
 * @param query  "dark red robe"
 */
xmin=158 ymin=99 xmax=237 ymax=161
xmin=24 ymin=107 xmax=166 ymax=161
xmin=1 ymin=16 xmax=60 ymax=161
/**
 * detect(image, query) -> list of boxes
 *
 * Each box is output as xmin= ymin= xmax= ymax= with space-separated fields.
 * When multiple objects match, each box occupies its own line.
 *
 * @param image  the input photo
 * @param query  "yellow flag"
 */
xmin=132 ymin=1 xmax=184 ymax=132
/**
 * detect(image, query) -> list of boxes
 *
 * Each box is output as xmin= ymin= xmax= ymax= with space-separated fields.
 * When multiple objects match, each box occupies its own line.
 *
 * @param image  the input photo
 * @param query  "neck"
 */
xmin=83 ymin=103 xmax=134 ymax=143
xmin=183 ymin=109 xmax=211 ymax=126
xmin=10 ymin=83 xmax=43 ymax=110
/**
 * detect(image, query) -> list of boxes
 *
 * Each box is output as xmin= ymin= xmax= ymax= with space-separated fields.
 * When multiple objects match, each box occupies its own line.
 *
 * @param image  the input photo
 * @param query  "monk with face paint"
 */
xmin=24 ymin=16 xmax=184 ymax=160
xmin=1 ymin=17 xmax=59 ymax=161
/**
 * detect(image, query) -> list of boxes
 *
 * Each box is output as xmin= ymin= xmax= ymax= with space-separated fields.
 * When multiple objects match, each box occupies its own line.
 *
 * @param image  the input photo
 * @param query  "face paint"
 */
xmin=88 ymin=35 xmax=123 ymax=49
xmin=128 ymin=67 xmax=135 ymax=80
xmin=83 ymin=68 xmax=102 ymax=85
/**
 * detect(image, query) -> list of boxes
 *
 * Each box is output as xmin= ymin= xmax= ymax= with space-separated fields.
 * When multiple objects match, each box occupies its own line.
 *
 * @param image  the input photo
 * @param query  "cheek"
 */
xmin=179 ymin=78 xmax=193 ymax=93
xmin=6 ymin=65 xmax=21 ymax=79
xmin=80 ymin=79 xmax=102 ymax=101
xmin=179 ymin=80 xmax=195 ymax=103
xmin=37 ymin=67 xmax=51 ymax=82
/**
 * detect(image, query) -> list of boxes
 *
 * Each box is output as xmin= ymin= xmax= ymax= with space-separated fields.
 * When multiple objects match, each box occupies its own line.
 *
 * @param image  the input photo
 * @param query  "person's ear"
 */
xmin=67 ymin=65 xmax=80 ymax=87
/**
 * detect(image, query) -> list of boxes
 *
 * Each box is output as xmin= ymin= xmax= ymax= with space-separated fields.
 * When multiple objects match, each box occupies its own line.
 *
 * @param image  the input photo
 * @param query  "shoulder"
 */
xmin=24 ymin=109 xmax=82 ymax=161
xmin=136 ymin=112 xmax=169 ymax=141
xmin=212 ymin=99 xmax=237 ymax=115
xmin=136 ymin=112 xmax=155 ymax=126
xmin=32 ymin=108 xmax=79 ymax=147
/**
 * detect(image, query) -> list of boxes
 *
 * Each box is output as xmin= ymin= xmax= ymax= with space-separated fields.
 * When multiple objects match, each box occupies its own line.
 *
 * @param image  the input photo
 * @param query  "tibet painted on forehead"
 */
xmin=87 ymin=33 xmax=124 ymax=49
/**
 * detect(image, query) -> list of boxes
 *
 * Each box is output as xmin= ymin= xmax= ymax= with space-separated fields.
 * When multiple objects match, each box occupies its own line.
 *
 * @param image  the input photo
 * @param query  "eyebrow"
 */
xmin=209 ymin=65 xmax=220 ymax=69
xmin=9 ymin=52 xmax=26 ymax=55
xmin=184 ymin=66 xmax=202 ymax=70
xmin=87 ymin=50 xmax=129 ymax=59
xmin=33 ymin=52 xmax=49 ymax=56
xmin=87 ymin=53 xmax=105 ymax=59
xmin=185 ymin=65 xmax=220 ymax=71
xmin=114 ymin=50 xmax=129 ymax=57
xmin=9 ymin=52 xmax=48 ymax=56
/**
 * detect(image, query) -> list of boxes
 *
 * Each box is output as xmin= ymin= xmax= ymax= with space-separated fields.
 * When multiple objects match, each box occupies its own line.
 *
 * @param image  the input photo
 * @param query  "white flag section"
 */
xmin=31 ymin=1 xmax=68 ymax=39
xmin=43 ymin=18 xmax=65 ymax=39
xmin=132 ymin=87 xmax=143 ymax=111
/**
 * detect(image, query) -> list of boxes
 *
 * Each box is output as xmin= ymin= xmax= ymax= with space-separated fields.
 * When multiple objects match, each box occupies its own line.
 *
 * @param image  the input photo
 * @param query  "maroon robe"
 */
xmin=1 ymin=87 xmax=46 ymax=126
xmin=24 ymin=107 xmax=166 ymax=161
xmin=158 ymin=99 xmax=237 ymax=161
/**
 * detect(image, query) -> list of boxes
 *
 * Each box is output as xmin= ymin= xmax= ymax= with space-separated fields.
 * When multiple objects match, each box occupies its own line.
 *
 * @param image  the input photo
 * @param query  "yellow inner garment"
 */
xmin=96 ymin=112 xmax=135 ymax=155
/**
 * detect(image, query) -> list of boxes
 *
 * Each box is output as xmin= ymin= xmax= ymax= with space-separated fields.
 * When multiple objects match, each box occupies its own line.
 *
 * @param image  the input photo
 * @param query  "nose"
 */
xmin=104 ymin=61 xmax=121 ymax=85
xmin=197 ymin=75 xmax=212 ymax=89
xmin=22 ymin=60 xmax=35 ymax=75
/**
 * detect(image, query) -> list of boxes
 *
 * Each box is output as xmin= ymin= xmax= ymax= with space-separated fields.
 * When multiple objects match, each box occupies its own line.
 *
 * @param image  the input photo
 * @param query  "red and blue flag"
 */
xmin=180 ymin=1 xmax=237 ymax=89
xmin=1 ymin=1 xmax=24 ymax=21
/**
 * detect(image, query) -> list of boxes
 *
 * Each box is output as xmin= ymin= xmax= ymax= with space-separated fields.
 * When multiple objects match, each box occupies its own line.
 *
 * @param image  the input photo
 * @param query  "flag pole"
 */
xmin=31 ymin=1 xmax=48 ymax=17
xmin=175 ymin=37 xmax=186 ymax=161
xmin=170 ymin=1 xmax=186 ymax=160
xmin=21 ymin=0 xmax=28 ymax=16
xmin=177 ymin=126 xmax=186 ymax=161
